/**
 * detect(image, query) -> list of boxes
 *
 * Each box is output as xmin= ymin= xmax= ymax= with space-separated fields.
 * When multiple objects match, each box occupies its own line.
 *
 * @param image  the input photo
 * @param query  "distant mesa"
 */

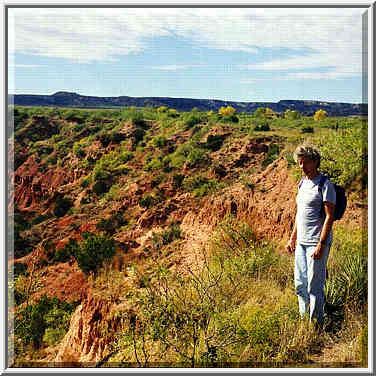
xmin=8 ymin=91 xmax=367 ymax=117
xmin=52 ymin=91 xmax=80 ymax=97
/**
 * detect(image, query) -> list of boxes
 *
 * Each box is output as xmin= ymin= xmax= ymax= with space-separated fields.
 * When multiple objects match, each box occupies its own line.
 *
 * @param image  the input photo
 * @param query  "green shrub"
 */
xmin=46 ymin=238 xmax=77 ymax=264
xmin=186 ymin=148 xmax=208 ymax=168
xmin=254 ymin=123 xmax=270 ymax=131
xmin=219 ymin=114 xmax=239 ymax=123
xmin=183 ymin=174 xmax=224 ymax=197
xmin=80 ymin=176 xmax=91 ymax=188
xmin=153 ymin=223 xmax=182 ymax=250
xmin=96 ymin=212 xmax=127 ymax=235
xmin=99 ymin=133 xmax=111 ymax=147
xmin=70 ymin=232 xmax=116 ymax=275
xmin=151 ymin=174 xmax=165 ymax=188
xmin=314 ymin=125 xmax=367 ymax=187
xmin=145 ymin=157 xmax=163 ymax=172
xmin=139 ymin=194 xmax=157 ymax=208
xmin=262 ymin=144 xmax=280 ymax=168
xmin=93 ymin=180 xmax=110 ymax=195
xmin=130 ymin=112 xmax=146 ymax=128
xmin=53 ymin=197 xmax=73 ymax=218
xmin=152 ymin=135 xmax=167 ymax=149
xmin=13 ymin=263 xmax=28 ymax=278
xmin=73 ymin=143 xmax=86 ymax=158
xmin=202 ymin=134 xmax=226 ymax=151
xmin=30 ymin=213 xmax=53 ymax=226
xmin=184 ymin=113 xmax=203 ymax=129
xmin=172 ymin=174 xmax=185 ymax=188
xmin=93 ymin=149 xmax=133 ymax=181
xmin=301 ymin=126 xmax=314 ymax=133
xmin=15 ymin=295 xmax=79 ymax=349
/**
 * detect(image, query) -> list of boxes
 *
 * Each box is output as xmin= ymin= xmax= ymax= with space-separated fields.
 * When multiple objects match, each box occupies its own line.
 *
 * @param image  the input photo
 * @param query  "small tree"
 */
xmin=285 ymin=109 xmax=301 ymax=120
xmin=264 ymin=108 xmax=275 ymax=119
xmin=71 ymin=233 xmax=116 ymax=275
xmin=254 ymin=107 xmax=274 ymax=119
xmin=313 ymin=109 xmax=327 ymax=121
xmin=157 ymin=106 xmax=168 ymax=113
xmin=53 ymin=197 xmax=73 ymax=218
xmin=254 ymin=107 xmax=266 ymax=118
xmin=218 ymin=106 xmax=236 ymax=118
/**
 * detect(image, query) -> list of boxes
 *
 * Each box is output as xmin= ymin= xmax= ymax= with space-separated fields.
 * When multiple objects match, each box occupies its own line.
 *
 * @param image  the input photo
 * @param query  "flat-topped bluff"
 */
xmin=9 ymin=91 xmax=367 ymax=117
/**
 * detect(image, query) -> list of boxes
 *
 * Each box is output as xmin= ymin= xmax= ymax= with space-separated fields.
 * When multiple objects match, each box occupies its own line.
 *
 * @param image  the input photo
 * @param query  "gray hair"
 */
xmin=293 ymin=145 xmax=321 ymax=168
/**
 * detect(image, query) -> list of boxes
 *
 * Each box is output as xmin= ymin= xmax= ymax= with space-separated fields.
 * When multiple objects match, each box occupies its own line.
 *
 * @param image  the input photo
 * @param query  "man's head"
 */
xmin=293 ymin=145 xmax=321 ymax=168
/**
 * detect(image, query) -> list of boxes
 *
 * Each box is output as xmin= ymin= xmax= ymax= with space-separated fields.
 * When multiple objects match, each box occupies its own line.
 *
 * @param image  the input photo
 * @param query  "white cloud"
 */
xmin=13 ymin=64 xmax=44 ymax=68
xmin=8 ymin=7 xmax=365 ymax=78
xmin=151 ymin=64 xmax=202 ymax=70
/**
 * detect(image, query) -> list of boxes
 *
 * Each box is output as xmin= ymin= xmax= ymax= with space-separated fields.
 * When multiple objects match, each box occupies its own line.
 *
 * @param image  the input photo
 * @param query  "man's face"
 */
xmin=297 ymin=157 xmax=318 ymax=176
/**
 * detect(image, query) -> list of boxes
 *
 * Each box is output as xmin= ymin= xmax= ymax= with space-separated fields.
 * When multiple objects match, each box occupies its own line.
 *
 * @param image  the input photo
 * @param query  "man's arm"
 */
xmin=311 ymin=201 xmax=335 ymax=259
xmin=286 ymin=216 xmax=297 ymax=254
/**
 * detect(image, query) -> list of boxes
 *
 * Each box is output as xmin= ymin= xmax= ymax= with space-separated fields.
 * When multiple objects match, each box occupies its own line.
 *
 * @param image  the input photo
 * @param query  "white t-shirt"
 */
xmin=296 ymin=173 xmax=336 ymax=245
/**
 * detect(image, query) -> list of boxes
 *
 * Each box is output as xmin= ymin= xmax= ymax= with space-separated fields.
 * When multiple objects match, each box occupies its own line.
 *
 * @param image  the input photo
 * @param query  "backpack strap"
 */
xmin=298 ymin=178 xmax=304 ymax=189
xmin=317 ymin=174 xmax=328 ymax=196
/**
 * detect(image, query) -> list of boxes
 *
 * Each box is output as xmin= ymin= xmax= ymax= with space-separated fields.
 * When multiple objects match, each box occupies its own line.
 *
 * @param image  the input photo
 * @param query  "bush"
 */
xmin=80 ymin=176 xmax=91 ymax=188
xmin=145 ymin=157 xmax=163 ymax=172
xmin=139 ymin=194 xmax=157 ymax=208
xmin=93 ymin=180 xmax=110 ymax=195
xmin=202 ymin=134 xmax=226 ymax=151
xmin=314 ymin=125 xmax=367 ymax=187
xmin=172 ymin=174 xmax=185 ymax=188
xmin=133 ymin=128 xmax=146 ymax=144
xmin=13 ymin=263 xmax=27 ymax=278
xmin=183 ymin=174 xmax=224 ymax=197
xmin=254 ymin=122 xmax=270 ymax=132
xmin=186 ymin=148 xmax=208 ymax=168
xmin=15 ymin=295 xmax=79 ymax=349
xmin=53 ymin=197 xmax=73 ymax=218
xmin=99 ymin=133 xmax=111 ymax=147
xmin=313 ymin=109 xmax=327 ymax=121
xmin=152 ymin=135 xmax=167 ymax=149
xmin=73 ymin=143 xmax=86 ymax=158
xmin=152 ymin=223 xmax=182 ymax=250
xmin=301 ymin=126 xmax=314 ymax=133
xmin=130 ymin=112 xmax=146 ymax=128
xmin=71 ymin=233 xmax=116 ymax=275
xmin=184 ymin=113 xmax=204 ymax=129
xmin=218 ymin=106 xmax=236 ymax=117
xmin=30 ymin=213 xmax=53 ymax=226
xmin=262 ymin=143 xmax=280 ymax=168
xmin=96 ymin=212 xmax=127 ymax=235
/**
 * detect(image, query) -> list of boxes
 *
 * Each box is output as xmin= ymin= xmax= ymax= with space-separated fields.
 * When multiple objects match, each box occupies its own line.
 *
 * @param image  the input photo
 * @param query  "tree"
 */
xmin=218 ymin=106 xmax=236 ymax=118
xmin=70 ymin=233 xmax=115 ymax=275
xmin=314 ymin=109 xmax=327 ymax=121
xmin=264 ymin=108 xmax=275 ymax=119
xmin=285 ymin=109 xmax=301 ymax=120
xmin=254 ymin=107 xmax=274 ymax=119
xmin=253 ymin=107 xmax=266 ymax=118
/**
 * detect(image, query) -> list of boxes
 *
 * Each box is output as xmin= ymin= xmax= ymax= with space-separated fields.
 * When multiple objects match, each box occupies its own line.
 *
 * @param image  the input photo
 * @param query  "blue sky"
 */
xmin=8 ymin=7 xmax=366 ymax=103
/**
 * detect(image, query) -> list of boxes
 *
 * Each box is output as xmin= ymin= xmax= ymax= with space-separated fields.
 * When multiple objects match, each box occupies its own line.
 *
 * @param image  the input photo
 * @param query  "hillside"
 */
xmin=8 ymin=92 xmax=367 ymax=117
xmin=9 ymin=106 xmax=368 ymax=368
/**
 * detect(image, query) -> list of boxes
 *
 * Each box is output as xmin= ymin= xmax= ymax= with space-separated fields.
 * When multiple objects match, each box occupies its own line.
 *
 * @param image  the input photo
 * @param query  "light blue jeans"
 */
xmin=294 ymin=242 xmax=331 ymax=326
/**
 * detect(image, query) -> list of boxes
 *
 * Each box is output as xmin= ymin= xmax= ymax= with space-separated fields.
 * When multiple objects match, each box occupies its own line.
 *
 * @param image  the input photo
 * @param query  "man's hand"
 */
xmin=312 ymin=243 xmax=324 ymax=259
xmin=286 ymin=240 xmax=295 ymax=254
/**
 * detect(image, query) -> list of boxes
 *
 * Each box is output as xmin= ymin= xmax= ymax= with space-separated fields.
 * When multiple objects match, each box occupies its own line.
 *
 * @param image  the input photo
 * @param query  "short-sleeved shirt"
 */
xmin=296 ymin=173 xmax=336 ymax=245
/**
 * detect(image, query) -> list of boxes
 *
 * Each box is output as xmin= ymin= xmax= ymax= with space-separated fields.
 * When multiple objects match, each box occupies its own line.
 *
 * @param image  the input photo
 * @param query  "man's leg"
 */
xmin=306 ymin=242 xmax=331 ymax=327
xmin=294 ymin=243 xmax=309 ymax=318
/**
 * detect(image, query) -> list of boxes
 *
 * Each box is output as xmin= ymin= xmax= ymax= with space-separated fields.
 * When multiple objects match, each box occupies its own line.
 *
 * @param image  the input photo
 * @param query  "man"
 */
xmin=286 ymin=145 xmax=336 ymax=328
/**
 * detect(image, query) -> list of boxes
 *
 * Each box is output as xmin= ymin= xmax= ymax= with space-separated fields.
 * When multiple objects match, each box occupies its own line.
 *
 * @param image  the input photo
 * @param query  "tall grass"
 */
xmin=106 ymin=217 xmax=368 ymax=367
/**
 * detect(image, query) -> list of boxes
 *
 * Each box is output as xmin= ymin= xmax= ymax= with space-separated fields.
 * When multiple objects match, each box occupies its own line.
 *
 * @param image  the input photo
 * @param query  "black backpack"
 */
xmin=298 ymin=175 xmax=347 ymax=221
